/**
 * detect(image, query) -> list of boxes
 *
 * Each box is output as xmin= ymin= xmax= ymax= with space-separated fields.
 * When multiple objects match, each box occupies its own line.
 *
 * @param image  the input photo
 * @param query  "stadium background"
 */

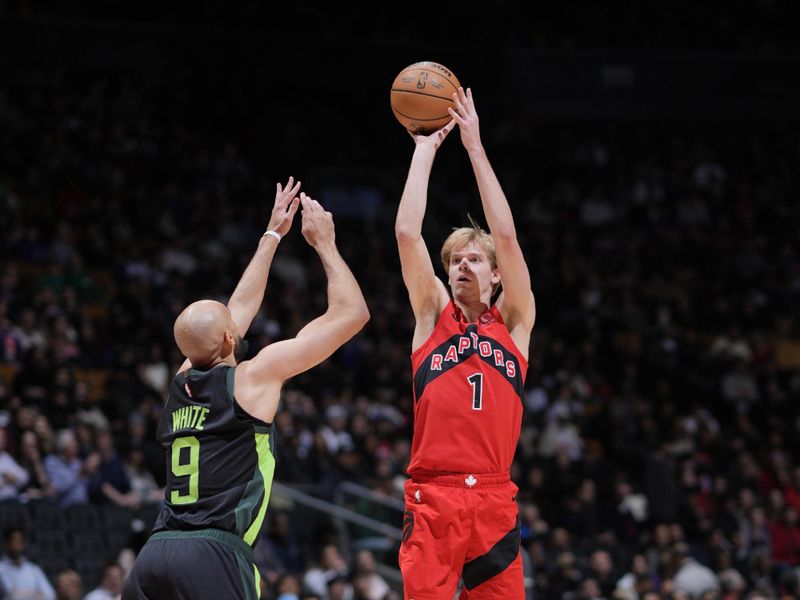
xmin=1 ymin=2 xmax=799 ymax=599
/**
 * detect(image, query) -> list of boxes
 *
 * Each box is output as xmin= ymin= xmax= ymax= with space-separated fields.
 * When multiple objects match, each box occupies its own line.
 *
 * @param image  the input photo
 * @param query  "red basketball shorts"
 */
xmin=399 ymin=472 xmax=522 ymax=600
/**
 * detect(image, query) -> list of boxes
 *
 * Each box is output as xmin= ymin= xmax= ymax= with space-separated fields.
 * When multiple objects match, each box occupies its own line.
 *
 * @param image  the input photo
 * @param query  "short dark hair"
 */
xmin=4 ymin=527 xmax=23 ymax=542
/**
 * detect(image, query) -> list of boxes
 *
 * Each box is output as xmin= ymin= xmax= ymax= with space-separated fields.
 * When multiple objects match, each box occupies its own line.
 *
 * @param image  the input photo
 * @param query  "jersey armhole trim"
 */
xmin=410 ymin=301 xmax=453 ymax=363
xmin=226 ymin=366 xmax=274 ymax=429
xmin=492 ymin=303 xmax=531 ymax=369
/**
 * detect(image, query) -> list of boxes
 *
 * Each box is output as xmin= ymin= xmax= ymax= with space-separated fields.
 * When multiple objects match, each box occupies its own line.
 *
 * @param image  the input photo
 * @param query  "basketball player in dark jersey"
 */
xmin=395 ymin=88 xmax=536 ymax=600
xmin=123 ymin=180 xmax=369 ymax=600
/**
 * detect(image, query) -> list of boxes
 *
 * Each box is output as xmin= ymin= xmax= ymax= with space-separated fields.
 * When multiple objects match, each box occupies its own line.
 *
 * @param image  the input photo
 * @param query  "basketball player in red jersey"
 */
xmin=395 ymin=87 xmax=536 ymax=600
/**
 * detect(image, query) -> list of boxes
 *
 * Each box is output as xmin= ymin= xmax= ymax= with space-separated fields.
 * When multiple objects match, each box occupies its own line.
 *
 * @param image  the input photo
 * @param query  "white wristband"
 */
xmin=262 ymin=230 xmax=281 ymax=242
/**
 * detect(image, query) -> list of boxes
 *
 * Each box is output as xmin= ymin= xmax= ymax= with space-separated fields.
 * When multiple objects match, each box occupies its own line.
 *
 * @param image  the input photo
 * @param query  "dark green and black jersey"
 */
xmin=153 ymin=365 xmax=275 ymax=546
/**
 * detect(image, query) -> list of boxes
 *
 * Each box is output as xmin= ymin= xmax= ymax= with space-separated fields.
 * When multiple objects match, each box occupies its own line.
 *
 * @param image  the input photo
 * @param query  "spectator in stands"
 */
xmin=0 ymin=428 xmax=27 ymax=501
xmin=319 ymin=405 xmax=354 ymax=455
xmin=672 ymin=543 xmax=720 ymax=599
xmin=10 ymin=310 xmax=46 ymax=356
xmin=273 ymin=573 xmax=302 ymax=600
xmin=589 ymin=549 xmax=619 ymax=598
xmin=122 ymin=447 xmax=162 ymax=507
xmin=718 ymin=568 xmax=746 ymax=600
xmin=576 ymin=577 xmax=602 ymax=600
xmin=616 ymin=554 xmax=654 ymax=600
xmin=87 ymin=430 xmax=134 ymax=507
xmin=43 ymin=429 xmax=98 ymax=507
xmin=325 ymin=574 xmax=351 ymax=600
xmin=32 ymin=417 xmax=55 ymax=463
xmin=782 ymin=567 xmax=800 ymax=599
xmin=17 ymin=430 xmax=53 ymax=500
xmin=303 ymin=545 xmax=349 ymax=598
xmin=350 ymin=551 xmax=390 ymax=600
xmin=769 ymin=505 xmax=800 ymax=570
xmin=54 ymin=569 xmax=82 ymax=600
xmin=123 ymin=415 xmax=164 ymax=488
xmin=82 ymin=563 xmax=123 ymax=600
xmin=549 ymin=551 xmax=583 ymax=599
xmin=0 ymin=528 xmax=55 ymax=600
xmin=254 ymin=511 xmax=304 ymax=579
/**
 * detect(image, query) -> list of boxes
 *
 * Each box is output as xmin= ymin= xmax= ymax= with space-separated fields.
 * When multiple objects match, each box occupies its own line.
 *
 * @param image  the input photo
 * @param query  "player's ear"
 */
xmin=222 ymin=330 xmax=234 ymax=357
xmin=491 ymin=269 xmax=501 ymax=287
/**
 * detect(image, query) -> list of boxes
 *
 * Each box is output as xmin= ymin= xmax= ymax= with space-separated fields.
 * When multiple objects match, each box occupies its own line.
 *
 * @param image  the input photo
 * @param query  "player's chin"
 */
xmin=451 ymin=286 xmax=474 ymax=301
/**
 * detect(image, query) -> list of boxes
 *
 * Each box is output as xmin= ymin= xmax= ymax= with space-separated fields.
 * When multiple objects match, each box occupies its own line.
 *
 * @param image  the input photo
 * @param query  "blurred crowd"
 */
xmin=1 ymin=1 xmax=798 ymax=55
xmin=1 ymin=49 xmax=800 ymax=600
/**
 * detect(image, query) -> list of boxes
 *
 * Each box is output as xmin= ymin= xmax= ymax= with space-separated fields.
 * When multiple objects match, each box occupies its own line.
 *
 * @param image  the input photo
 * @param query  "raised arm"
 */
xmin=227 ymin=177 xmax=302 ymax=334
xmin=234 ymin=193 xmax=369 ymax=423
xmin=176 ymin=178 xmax=301 ymax=374
xmin=449 ymin=88 xmax=536 ymax=341
xmin=395 ymin=124 xmax=453 ymax=348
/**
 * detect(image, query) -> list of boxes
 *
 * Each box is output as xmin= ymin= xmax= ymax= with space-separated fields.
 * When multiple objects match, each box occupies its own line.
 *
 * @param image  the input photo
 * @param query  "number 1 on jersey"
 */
xmin=467 ymin=373 xmax=483 ymax=410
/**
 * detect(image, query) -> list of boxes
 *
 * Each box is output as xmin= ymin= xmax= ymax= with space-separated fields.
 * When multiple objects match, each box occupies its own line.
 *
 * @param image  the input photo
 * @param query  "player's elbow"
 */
xmin=350 ymin=301 xmax=370 ymax=332
xmin=493 ymin=225 xmax=517 ymax=241
xmin=395 ymin=225 xmax=420 ymax=243
xmin=331 ymin=300 xmax=370 ymax=336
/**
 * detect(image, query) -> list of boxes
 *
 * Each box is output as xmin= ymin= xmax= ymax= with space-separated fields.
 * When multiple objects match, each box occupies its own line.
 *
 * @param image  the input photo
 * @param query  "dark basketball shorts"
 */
xmin=122 ymin=529 xmax=261 ymax=600
xmin=399 ymin=472 xmax=522 ymax=600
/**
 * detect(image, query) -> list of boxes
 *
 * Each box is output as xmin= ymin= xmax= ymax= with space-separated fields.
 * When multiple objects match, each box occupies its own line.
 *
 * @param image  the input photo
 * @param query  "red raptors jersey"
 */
xmin=407 ymin=301 xmax=528 ymax=476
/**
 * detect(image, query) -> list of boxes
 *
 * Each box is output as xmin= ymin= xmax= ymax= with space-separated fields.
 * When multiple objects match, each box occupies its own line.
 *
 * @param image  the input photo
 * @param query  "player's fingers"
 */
xmin=287 ymin=197 xmax=300 ymax=218
xmin=438 ymin=120 xmax=455 ymax=142
xmin=299 ymin=192 xmax=310 ymax=210
xmin=452 ymin=91 xmax=464 ymax=114
xmin=447 ymin=107 xmax=465 ymax=126
xmin=280 ymin=177 xmax=296 ymax=203
xmin=458 ymin=86 xmax=469 ymax=107
xmin=288 ymin=179 xmax=302 ymax=202
xmin=466 ymin=89 xmax=477 ymax=115
xmin=276 ymin=182 xmax=283 ymax=196
xmin=280 ymin=177 xmax=293 ymax=199
xmin=456 ymin=87 xmax=467 ymax=107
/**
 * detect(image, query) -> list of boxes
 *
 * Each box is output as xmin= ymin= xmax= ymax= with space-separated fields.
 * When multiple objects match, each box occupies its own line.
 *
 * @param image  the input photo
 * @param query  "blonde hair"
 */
xmin=440 ymin=216 xmax=496 ymax=271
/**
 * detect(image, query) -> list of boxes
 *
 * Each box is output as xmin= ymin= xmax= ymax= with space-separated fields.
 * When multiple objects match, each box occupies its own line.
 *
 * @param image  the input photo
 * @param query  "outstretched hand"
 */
xmin=266 ymin=176 xmax=302 ymax=237
xmin=448 ymin=87 xmax=482 ymax=154
xmin=300 ymin=192 xmax=335 ymax=249
xmin=409 ymin=119 xmax=456 ymax=153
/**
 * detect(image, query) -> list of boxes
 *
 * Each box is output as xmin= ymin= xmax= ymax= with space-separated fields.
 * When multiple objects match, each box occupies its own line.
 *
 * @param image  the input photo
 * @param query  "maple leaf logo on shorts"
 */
xmin=402 ymin=510 xmax=415 ymax=545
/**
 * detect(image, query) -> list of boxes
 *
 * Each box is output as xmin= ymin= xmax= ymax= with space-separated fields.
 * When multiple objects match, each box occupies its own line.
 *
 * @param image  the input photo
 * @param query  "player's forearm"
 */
xmin=396 ymin=147 xmax=436 ymax=238
xmin=227 ymin=235 xmax=280 ymax=334
xmin=316 ymin=242 xmax=369 ymax=325
xmin=468 ymin=146 xmax=517 ymax=239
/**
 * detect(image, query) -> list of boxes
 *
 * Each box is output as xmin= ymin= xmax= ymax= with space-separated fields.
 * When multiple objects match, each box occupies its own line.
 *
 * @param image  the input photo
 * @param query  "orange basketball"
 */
xmin=390 ymin=61 xmax=461 ymax=134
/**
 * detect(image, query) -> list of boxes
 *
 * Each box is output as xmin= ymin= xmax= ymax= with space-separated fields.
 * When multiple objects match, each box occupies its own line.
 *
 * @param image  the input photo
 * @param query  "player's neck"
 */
xmin=453 ymin=298 xmax=491 ymax=323
xmin=199 ymin=355 xmax=236 ymax=370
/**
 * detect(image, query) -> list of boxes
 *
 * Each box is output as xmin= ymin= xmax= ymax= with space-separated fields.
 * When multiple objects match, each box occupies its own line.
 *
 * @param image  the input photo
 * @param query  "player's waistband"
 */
xmin=149 ymin=528 xmax=252 ymax=561
xmin=409 ymin=471 xmax=511 ymax=488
